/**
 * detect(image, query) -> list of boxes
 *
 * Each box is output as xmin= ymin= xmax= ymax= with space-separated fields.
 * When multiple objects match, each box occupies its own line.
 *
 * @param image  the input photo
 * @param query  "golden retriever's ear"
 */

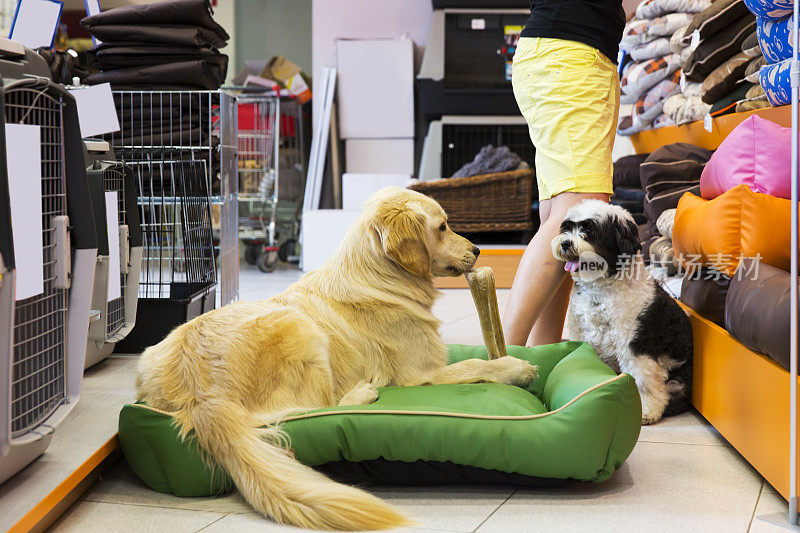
xmin=373 ymin=202 xmax=430 ymax=276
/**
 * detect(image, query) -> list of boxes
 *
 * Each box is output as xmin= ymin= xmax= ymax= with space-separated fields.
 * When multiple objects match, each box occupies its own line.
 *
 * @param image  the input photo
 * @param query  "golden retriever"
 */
xmin=136 ymin=187 xmax=538 ymax=530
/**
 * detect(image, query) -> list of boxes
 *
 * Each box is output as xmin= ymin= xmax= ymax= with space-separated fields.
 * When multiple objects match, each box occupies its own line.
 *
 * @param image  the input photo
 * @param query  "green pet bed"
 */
xmin=119 ymin=341 xmax=641 ymax=497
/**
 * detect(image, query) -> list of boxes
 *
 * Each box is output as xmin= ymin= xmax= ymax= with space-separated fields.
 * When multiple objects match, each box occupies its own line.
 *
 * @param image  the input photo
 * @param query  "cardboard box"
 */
xmin=342 ymin=173 xmax=411 ymax=210
xmin=262 ymin=55 xmax=312 ymax=103
xmin=345 ymin=139 xmax=414 ymax=174
xmin=301 ymin=209 xmax=361 ymax=271
xmin=337 ymin=38 xmax=414 ymax=138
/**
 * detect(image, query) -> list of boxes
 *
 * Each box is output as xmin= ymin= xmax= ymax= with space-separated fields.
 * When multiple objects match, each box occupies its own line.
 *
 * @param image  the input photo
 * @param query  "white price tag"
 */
xmin=703 ymin=113 xmax=713 ymax=133
xmin=105 ymin=191 xmax=121 ymax=302
xmin=68 ymin=83 xmax=120 ymax=137
xmin=471 ymin=18 xmax=485 ymax=30
xmin=690 ymin=30 xmax=700 ymax=51
xmin=6 ymin=124 xmax=44 ymax=300
xmin=680 ymin=70 xmax=686 ymax=92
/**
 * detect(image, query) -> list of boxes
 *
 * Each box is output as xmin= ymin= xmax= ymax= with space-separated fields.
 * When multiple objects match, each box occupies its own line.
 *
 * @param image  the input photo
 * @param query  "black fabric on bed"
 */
xmin=318 ymin=459 xmax=568 ymax=487
xmin=85 ymin=24 xmax=227 ymax=49
xmin=81 ymin=0 xmax=229 ymax=41
xmin=87 ymin=56 xmax=228 ymax=90
xmin=613 ymin=153 xmax=650 ymax=189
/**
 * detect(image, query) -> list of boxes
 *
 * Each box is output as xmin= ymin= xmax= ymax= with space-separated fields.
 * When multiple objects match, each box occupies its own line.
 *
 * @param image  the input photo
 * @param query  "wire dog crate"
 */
xmin=108 ymin=90 xmax=236 ymax=353
xmin=236 ymin=93 xmax=306 ymax=272
xmin=0 ymin=75 xmax=97 ymax=483
xmin=83 ymin=140 xmax=143 ymax=368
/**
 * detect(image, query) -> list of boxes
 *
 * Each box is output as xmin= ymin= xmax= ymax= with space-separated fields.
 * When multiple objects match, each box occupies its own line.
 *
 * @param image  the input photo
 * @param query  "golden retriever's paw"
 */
xmin=338 ymin=380 xmax=380 ymax=406
xmin=493 ymin=356 xmax=539 ymax=388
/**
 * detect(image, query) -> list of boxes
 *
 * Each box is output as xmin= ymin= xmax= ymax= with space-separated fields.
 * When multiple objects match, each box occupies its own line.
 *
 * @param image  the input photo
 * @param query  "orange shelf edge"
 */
xmin=678 ymin=301 xmax=797 ymax=499
xmin=9 ymin=435 xmax=120 ymax=533
xmin=630 ymin=105 xmax=792 ymax=153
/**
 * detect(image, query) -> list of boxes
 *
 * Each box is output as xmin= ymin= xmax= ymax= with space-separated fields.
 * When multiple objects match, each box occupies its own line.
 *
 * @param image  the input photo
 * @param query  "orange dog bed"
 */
xmin=673 ymin=184 xmax=790 ymax=277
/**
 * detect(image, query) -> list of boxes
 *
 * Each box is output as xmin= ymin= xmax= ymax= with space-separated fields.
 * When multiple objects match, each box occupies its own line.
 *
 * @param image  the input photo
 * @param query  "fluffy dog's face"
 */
xmin=551 ymin=200 xmax=641 ymax=278
xmin=367 ymin=187 xmax=479 ymax=277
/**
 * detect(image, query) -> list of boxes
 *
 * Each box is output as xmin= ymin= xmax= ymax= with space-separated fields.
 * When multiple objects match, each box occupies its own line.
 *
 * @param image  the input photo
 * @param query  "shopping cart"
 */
xmin=235 ymin=92 xmax=306 ymax=272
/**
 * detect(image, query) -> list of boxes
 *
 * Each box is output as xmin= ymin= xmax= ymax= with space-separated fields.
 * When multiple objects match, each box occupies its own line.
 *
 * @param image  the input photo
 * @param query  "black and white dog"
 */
xmin=551 ymin=200 xmax=692 ymax=424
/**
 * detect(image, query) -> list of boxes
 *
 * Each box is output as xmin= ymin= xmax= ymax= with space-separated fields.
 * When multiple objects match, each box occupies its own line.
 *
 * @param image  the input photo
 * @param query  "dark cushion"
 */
xmin=84 ymin=24 xmax=228 ymax=49
xmin=682 ymin=0 xmax=750 ymax=43
xmin=744 ymin=55 xmax=767 ymax=81
xmin=639 ymin=143 xmax=714 ymax=237
xmin=613 ymin=153 xmax=650 ymax=189
xmin=86 ymin=56 xmax=228 ymax=90
xmin=680 ymin=269 xmax=731 ymax=326
xmin=710 ymin=82 xmax=755 ymax=116
xmin=685 ymin=14 xmax=756 ymax=81
xmin=725 ymin=258 xmax=793 ymax=371
xmin=89 ymin=44 xmax=223 ymax=70
xmin=81 ymin=0 xmax=229 ymax=41
xmin=701 ymin=52 xmax=751 ymax=104
xmin=683 ymin=0 xmax=750 ymax=45
xmin=741 ymin=29 xmax=760 ymax=55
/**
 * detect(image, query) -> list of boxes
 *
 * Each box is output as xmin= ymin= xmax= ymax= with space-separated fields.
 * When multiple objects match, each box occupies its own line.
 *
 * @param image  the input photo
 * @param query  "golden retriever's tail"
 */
xmin=175 ymin=398 xmax=412 ymax=531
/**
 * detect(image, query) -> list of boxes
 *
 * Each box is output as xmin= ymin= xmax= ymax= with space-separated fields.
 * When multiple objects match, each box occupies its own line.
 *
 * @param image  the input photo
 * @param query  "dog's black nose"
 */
xmin=561 ymin=240 xmax=572 ymax=252
xmin=472 ymin=246 xmax=480 ymax=257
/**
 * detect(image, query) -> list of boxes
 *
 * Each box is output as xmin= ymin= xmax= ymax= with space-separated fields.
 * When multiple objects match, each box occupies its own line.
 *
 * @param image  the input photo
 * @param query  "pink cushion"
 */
xmin=700 ymin=115 xmax=792 ymax=200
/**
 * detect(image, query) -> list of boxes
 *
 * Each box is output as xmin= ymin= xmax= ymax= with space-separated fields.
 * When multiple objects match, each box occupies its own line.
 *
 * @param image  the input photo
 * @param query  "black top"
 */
xmin=521 ymin=0 xmax=626 ymax=64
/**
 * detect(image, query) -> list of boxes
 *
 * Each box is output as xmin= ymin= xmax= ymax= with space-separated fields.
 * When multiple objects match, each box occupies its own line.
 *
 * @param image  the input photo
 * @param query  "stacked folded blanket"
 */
xmin=617 ymin=0 xmax=711 ymax=135
xmin=620 ymin=0 xmax=767 ymax=134
xmin=81 ymin=0 xmax=229 ymax=90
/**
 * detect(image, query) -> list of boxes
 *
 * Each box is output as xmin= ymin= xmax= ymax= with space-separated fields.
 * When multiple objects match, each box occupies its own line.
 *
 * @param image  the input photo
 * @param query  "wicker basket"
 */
xmin=408 ymin=168 xmax=535 ymax=233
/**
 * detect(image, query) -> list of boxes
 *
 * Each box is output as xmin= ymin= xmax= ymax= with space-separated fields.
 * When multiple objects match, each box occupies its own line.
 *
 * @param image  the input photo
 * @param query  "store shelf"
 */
xmin=435 ymin=246 xmax=525 ymax=289
xmin=0 ymin=356 xmax=138 ymax=532
xmin=677 ymin=302 xmax=797 ymax=501
xmin=630 ymin=105 xmax=791 ymax=154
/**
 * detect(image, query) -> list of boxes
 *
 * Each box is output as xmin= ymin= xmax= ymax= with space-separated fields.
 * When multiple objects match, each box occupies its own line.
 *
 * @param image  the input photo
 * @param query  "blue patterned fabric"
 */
xmin=759 ymin=58 xmax=791 ymax=105
xmin=757 ymin=14 xmax=795 ymax=63
xmin=744 ymin=0 xmax=793 ymax=20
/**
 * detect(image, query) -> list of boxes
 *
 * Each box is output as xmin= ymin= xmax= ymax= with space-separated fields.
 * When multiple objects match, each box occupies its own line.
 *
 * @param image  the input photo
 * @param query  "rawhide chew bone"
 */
xmin=465 ymin=267 xmax=507 ymax=360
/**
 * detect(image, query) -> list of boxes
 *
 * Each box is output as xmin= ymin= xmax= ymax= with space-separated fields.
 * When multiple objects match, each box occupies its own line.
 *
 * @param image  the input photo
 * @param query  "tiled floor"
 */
xmin=49 ymin=265 xmax=794 ymax=533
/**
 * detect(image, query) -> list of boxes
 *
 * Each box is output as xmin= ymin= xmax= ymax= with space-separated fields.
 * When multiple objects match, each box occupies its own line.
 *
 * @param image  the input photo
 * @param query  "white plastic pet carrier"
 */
xmin=418 ymin=115 xmax=531 ymax=180
xmin=83 ymin=140 xmax=143 ymax=368
xmin=0 ymin=45 xmax=98 ymax=483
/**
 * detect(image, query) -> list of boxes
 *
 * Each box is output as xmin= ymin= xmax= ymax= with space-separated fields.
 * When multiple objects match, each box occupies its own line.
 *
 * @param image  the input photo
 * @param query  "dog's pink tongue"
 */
xmin=564 ymin=260 xmax=579 ymax=272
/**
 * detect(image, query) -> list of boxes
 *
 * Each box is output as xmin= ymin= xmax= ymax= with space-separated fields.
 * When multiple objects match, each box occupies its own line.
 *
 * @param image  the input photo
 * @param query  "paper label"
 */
xmin=105 ymin=191 xmax=121 ymax=302
xmin=9 ymin=0 xmax=62 ymax=49
xmin=68 ymin=83 xmax=120 ymax=137
xmin=680 ymin=70 xmax=687 ymax=92
xmin=471 ymin=18 xmax=486 ymax=30
xmin=6 ymin=124 xmax=43 ymax=300
xmin=690 ymin=30 xmax=700 ymax=50
xmin=703 ymin=113 xmax=713 ymax=133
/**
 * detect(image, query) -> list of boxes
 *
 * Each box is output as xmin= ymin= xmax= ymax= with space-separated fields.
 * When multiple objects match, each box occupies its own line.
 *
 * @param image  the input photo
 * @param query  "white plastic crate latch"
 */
xmin=53 ymin=215 xmax=71 ymax=289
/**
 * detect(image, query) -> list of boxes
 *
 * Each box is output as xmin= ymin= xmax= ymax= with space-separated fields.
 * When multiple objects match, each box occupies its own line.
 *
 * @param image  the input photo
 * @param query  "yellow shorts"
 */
xmin=512 ymin=37 xmax=620 ymax=200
